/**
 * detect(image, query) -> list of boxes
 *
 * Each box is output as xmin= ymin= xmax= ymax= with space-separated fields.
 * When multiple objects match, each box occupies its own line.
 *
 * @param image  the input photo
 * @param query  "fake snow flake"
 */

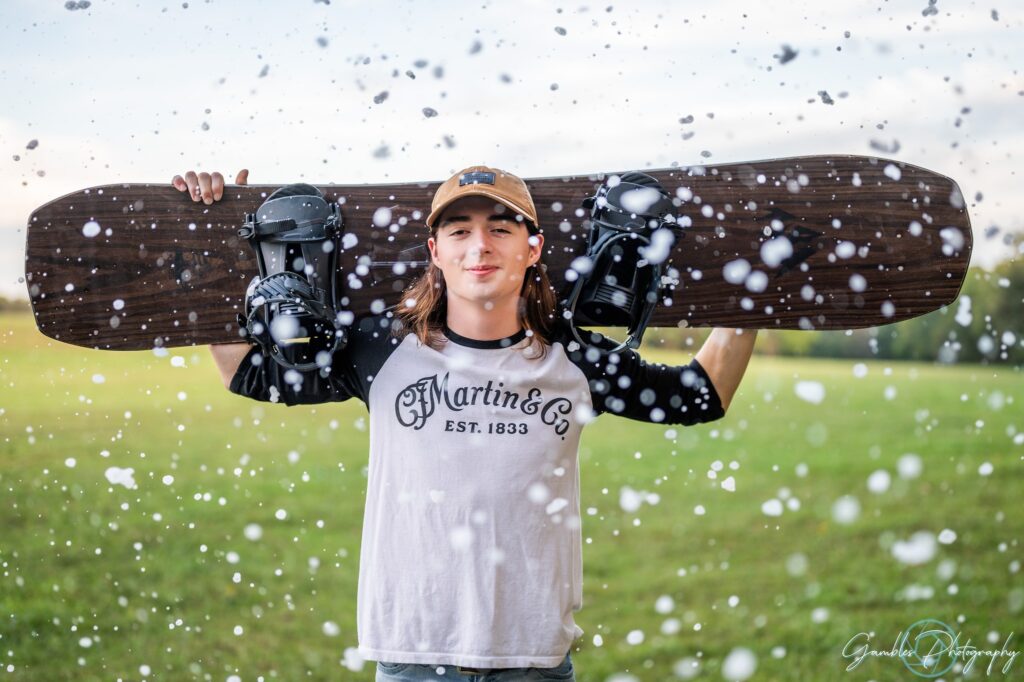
xmin=449 ymin=525 xmax=473 ymax=550
xmin=938 ymin=528 xmax=957 ymax=545
xmin=82 ymin=221 xmax=101 ymax=238
xmin=723 ymin=259 xmax=751 ymax=284
xmin=638 ymin=228 xmax=674 ymax=264
xmin=867 ymin=469 xmax=891 ymax=494
xmin=883 ymin=164 xmax=902 ymax=181
xmin=978 ymin=461 xmax=994 ymax=476
xmin=892 ymin=531 xmax=937 ymax=565
xmin=422 ymin=107 xmax=438 ymax=118
xmin=244 ymin=523 xmax=263 ymax=541
xmin=91 ymin=373 xmax=105 ymax=384
xmin=786 ymin=553 xmax=808 ymax=577
xmin=372 ymin=207 xmax=392 ymax=227
xmin=760 ymin=236 xmax=793 ymax=267
xmin=720 ymin=476 xmax=736 ymax=492
xmin=105 ymin=466 xmax=137 ymax=489
xmin=794 ymin=381 xmax=825 ymax=404
xmin=831 ymin=495 xmax=860 ymax=524
xmin=322 ymin=621 xmax=341 ymax=636
xmin=721 ymin=647 xmax=757 ymax=680
xmin=761 ymin=499 xmax=783 ymax=516
xmin=546 ymin=498 xmax=569 ymax=515
xmin=674 ymin=657 xmax=701 ymax=678
xmin=898 ymin=453 xmax=923 ymax=479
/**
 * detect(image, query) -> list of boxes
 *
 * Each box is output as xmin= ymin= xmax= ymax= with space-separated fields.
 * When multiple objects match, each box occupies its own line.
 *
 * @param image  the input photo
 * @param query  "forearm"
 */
xmin=210 ymin=343 xmax=253 ymax=389
xmin=694 ymin=328 xmax=757 ymax=412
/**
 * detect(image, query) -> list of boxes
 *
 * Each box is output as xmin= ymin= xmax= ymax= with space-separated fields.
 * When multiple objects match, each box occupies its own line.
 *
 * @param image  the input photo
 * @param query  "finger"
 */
xmin=211 ymin=172 xmax=225 ymax=201
xmin=198 ymin=172 xmax=213 ymax=205
xmin=184 ymin=171 xmax=200 ymax=202
xmin=236 ymin=168 xmax=249 ymax=185
xmin=171 ymin=175 xmax=187 ymax=192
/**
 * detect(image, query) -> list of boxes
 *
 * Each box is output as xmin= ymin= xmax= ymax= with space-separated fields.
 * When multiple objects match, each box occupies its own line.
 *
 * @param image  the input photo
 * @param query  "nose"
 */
xmin=467 ymin=228 xmax=493 ymax=256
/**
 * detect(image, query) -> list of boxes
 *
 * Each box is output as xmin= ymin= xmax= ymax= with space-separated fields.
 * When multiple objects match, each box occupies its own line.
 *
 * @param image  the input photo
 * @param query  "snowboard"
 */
xmin=24 ymin=155 xmax=972 ymax=351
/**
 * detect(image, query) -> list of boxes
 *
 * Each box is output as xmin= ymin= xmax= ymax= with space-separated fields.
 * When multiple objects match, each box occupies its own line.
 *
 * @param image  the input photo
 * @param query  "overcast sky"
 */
xmin=1 ymin=0 xmax=1021 ymax=300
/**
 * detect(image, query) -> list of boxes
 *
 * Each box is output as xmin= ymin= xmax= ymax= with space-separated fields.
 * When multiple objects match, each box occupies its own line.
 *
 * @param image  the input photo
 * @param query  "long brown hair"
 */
xmin=393 ymin=241 xmax=559 ymax=356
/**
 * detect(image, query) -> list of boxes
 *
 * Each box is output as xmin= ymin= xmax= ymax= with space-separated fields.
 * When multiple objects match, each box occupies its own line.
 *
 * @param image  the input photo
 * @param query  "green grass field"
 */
xmin=1 ymin=312 xmax=1021 ymax=681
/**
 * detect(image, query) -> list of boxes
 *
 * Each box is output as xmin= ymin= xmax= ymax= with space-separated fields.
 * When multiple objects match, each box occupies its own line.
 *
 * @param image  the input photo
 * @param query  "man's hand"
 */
xmin=172 ymin=168 xmax=249 ymax=204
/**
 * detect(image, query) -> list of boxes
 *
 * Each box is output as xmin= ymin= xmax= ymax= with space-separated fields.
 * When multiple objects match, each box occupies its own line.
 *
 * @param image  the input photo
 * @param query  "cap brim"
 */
xmin=427 ymin=189 xmax=536 ymax=229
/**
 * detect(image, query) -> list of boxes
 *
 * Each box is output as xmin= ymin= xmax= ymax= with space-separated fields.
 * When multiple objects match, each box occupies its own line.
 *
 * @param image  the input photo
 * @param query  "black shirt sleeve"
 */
xmin=228 ymin=313 xmax=402 ymax=407
xmin=553 ymin=319 xmax=725 ymax=426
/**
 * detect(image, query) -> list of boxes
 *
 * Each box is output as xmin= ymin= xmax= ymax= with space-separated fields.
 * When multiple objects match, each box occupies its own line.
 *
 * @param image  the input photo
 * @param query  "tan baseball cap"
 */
xmin=426 ymin=165 xmax=539 ymax=232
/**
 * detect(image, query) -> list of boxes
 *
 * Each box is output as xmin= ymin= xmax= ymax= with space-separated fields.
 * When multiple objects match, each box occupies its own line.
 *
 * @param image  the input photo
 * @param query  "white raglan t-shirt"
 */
xmin=230 ymin=313 xmax=723 ymax=669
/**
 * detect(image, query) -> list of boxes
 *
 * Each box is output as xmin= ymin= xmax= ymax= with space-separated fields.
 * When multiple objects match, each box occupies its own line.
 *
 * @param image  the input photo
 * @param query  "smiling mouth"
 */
xmin=466 ymin=266 xmax=498 ymax=272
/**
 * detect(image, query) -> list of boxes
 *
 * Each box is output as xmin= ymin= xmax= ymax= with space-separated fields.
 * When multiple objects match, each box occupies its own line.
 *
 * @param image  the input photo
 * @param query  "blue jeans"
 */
xmin=375 ymin=652 xmax=575 ymax=681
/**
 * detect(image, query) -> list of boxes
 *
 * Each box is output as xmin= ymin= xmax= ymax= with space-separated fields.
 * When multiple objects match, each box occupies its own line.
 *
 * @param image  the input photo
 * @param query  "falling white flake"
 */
xmin=831 ymin=495 xmax=860 ymax=524
xmin=892 ymin=531 xmax=937 ymax=565
xmin=898 ymin=454 xmax=923 ymax=479
xmin=449 ymin=525 xmax=473 ymax=550
xmin=639 ymin=228 xmax=674 ymax=264
xmin=761 ymin=499 xmax=784 ymax=516
xmin=372 ymin=207 xmax=393 ymax=227
xmin=244 ymin=523 xmax=263 ymax=541
xmin=867 ymin=469 xmax=891 ymax=494
xmin=655 ymin=595 xmax=675 ymax=614
xmin=619 ymin=186 xmax=664 ymax=215
xmin=723 ymin=259 xmax=751 ymax=284
xmin=105 ymin=466 xmax=137 ymax=489
xmin=795 ymin=381 xmax=825 ymax=404
xmin=760 ymin=236 xmax=793 ymax=268
xmin=82 ymin=221 xmax=101 ymax=238
xmin=721 ymin=647 xmax=757 ymax=680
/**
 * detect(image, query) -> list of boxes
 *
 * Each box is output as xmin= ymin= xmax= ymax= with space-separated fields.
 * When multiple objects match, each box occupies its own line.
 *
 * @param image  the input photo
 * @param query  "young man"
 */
xmin=173 ymin=166 xmax=756 ymax=681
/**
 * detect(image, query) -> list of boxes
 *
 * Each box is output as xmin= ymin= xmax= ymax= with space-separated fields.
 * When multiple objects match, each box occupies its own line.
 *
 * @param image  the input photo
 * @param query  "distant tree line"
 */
xmin=0 ymin=296 xmax=30 ymax=313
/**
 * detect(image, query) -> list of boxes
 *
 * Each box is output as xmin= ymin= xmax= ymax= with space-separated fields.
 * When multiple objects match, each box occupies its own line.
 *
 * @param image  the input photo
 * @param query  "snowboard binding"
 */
xmin=237 ymin=184 xmax=348 ymax=373
xmin=563 ymin=172 xmax=682 ymax=352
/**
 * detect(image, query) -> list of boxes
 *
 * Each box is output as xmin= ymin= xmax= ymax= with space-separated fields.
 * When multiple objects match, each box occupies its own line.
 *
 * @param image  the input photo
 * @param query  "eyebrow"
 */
xmin=438 ymin=214 xmax=518 ymax=229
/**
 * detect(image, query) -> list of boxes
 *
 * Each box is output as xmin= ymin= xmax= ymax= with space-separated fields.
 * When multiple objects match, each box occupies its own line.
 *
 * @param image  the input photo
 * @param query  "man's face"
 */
xmin=427 ymin=195 xmax=544 ymax=311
